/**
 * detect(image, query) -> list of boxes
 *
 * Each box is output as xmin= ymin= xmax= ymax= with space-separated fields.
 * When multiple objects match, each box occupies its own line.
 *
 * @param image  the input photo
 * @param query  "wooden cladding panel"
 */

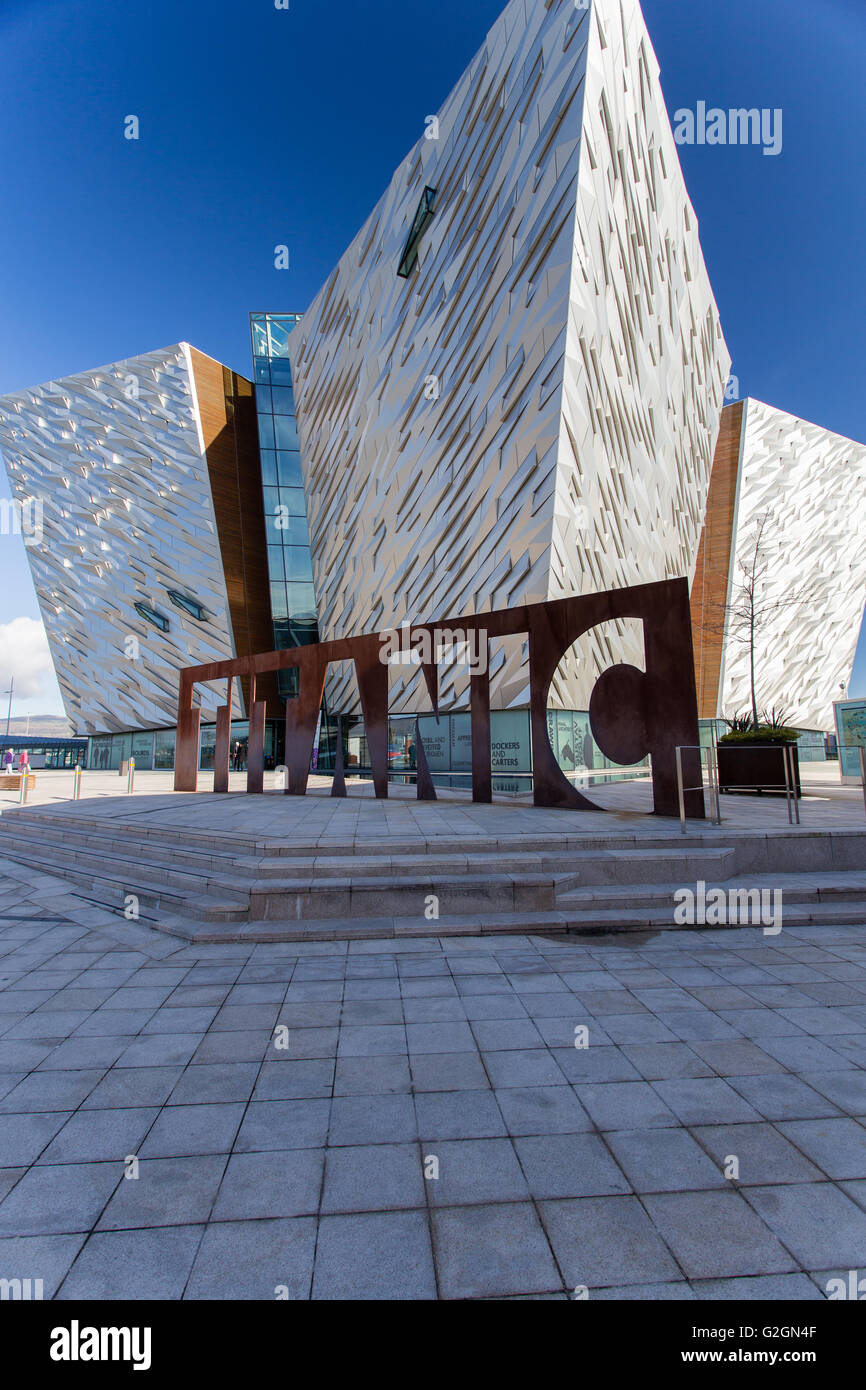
xmin=188 ymin=348 xmax=279 ymax=717
xmin=690 ymin=401 xmax=745 ymax=719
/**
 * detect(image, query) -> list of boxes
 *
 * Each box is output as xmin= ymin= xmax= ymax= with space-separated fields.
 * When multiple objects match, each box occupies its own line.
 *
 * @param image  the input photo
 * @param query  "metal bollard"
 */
xmin=18 ymin=774 xmax=28 ymax=806
xmin=73 ymin=764 xmax=82 ymax=800
xmin=860 ymin=747 xmax=866 ymax=821
xmin=126 ymin=757 xmax=135 ymax=794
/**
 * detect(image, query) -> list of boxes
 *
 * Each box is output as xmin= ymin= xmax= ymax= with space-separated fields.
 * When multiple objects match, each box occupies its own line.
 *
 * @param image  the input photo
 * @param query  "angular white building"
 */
xmin=288 ymin=0 xmax=731 ymax=716
xmin=691 ymin=398 xmax=866 ymax=730
xmin=0 ymin=0 xmax=745 ymax=772
xmin=0 ymin=345 xmax=274 ymax=736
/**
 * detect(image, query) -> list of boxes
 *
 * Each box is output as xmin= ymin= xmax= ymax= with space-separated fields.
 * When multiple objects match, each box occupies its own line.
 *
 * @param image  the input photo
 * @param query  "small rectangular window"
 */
xmin=167 ymin=590 xmax=207 ymax=621
xmin=133 ymin=601 xmax=169 ymax=632
xmin=398 ymin=187 xmax=438 ymax=278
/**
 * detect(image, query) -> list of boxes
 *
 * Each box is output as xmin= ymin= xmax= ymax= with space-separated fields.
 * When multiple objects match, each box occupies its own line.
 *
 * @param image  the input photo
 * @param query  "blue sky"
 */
xmin=0 ymin=0 xmax=863 ymax=716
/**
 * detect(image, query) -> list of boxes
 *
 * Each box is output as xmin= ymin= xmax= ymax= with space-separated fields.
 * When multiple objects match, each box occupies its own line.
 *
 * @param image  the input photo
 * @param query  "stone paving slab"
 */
xmin=1 ymin=860 xmax=866 ymax=1299
xmin=2 ymin=764 xmax=864 ymax=838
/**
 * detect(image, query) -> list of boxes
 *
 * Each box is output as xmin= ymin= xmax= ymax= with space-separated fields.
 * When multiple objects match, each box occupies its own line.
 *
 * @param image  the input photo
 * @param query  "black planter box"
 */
xmin=717 ymin=741 xmax=801 ymax=797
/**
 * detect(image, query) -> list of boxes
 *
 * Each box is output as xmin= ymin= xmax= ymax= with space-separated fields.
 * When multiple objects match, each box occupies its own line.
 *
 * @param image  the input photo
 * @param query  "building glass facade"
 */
xmin=249 ymin=312 xmax=319 ymax=700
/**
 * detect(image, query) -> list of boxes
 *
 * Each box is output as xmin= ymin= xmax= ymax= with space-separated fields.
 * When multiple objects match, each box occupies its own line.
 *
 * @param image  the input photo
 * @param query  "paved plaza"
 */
xmin=1 ymin=850 xmax=866 ymax=1299
xmin=1 ymin=762 xmax=863 ymax=835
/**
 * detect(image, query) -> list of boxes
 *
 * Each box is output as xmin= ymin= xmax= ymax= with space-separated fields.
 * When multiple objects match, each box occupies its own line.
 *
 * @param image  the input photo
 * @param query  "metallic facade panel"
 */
xmin=0 ymin=345 xmax=243 ymax=735
xmin=719 ymin=398 xmax=866 ymax=730
xmin=288 ymin=0 xmax=730 ymax=717
xmin=552 ymin=0 xmax=731 ymax=706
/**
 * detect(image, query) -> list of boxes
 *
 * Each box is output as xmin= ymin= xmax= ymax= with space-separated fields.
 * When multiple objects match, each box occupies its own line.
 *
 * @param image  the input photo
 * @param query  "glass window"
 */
xmin=254 ymin=386 xmax=272 ymax=413
xmin=251 ymin=320 xmax=269 ymax=357
xmin=262 ymin=485 xmax=280 ymax=517
xmin=417 ymin=716 xmax=450 ymax=771
xmin=276 ymin=451 xmax=302 ymax=487
xmin=284 ymin=546 xmax=313 ymax=581
xmin=108 ymin=733 xmax=132 ymax=771
xmin=280 ymin=486 xmax=306 ymax=517
xmin=131 ymin=731 xmax=154 ymax=770
xmin=260 ymin=450 xmax=278 ymax=486
xmin=398 ymin=186 xmax=438 ymax=278
xmin=490 ymin=711 xmax=532 ymax=774
xmin=274 ymin=415 xmax=299 ymax=451
xmin=288 ymin=616 xmax=319 ymax=646
xmin=287 ymin=582 xmax=316 ymax=618
xmin=267 ymin=546 xmax=285 ymax=580
xmin=270 ymin=386 xmax=295 ymax=415
xmin=281 ymin=514 xmax=309 ymax=546
xmin=556 ymin=711 xmax=575 ymax=771
xmin=267 ymin=319 xmax=291 ymax=357
xmin=199 ymin=724 xmax=216 ymax=771
xmin=133 ymin=601 xmax=169 ymax=632
xmin=90 ymin=736 xmax=112 ymax=770
xmin=154 ymin=728 xmax=176 ymax=769
xmin=269 ymin=358 xmax=293 ymax=386
xmin=167 ymin=590 xmax=207 ymax=621
xmin=270 ymin=583 xmax=289 ymax=620
xmin=254 ymin=357 xmax=271 ymax=383
xmin=257 ymin=414 xmax=275 ymax=449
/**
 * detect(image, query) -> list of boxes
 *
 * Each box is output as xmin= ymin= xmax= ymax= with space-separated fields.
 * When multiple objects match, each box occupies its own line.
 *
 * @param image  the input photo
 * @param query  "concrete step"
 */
xmin=556 ymin=901 xmax=866 ymax=934
xmin=0 ymin=831 xmax=250 ymax=904
xmin=0 ymin=818 xmax=742 ymax=931
xmin=552 ymin=847 xmax=737 ymax=885
xmin=145 ymin=898 xmax=866 ymax=944
xmin=0 ymin=844 xmax=248 ymax=922
xmin=0 ymin=807 xmax=727 ymax=858
xmin=249 ymin=847 xmax=735 ymax=882
xmin=0 ymin=814 xmax=735 ymax=879
xmin=3 ymin=806 xmax=863 ymax=944
xmin=0 ymin=820 xmax=260 ymax=875
xmin=247 ymin=872 xmax=562 ymax=921
xmin=559 ymin=877 xmax=866 ymax=910
xmin=0 ymin=809 xmax=267 ymax=857
xmin=252 ymin=851 xmax=562 ymax=879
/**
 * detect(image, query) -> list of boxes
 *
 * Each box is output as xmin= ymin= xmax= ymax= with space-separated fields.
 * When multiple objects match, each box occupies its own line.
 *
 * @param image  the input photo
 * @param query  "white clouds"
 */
xmin=0 ymin=615 xmax=55 ymax=698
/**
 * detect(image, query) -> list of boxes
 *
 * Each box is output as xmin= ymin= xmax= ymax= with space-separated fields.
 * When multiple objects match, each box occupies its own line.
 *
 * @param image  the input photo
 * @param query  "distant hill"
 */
xmin=3 ymin=715 xmax=74 ymax=738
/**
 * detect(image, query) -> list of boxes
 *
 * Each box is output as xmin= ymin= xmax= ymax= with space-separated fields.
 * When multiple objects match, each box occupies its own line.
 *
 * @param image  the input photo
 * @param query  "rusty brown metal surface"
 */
xmin=173 ymin=578 xmax=704 ymax=820
xmin=246 ymin=701 xmax=266 ymax=794
xmin=173 ymin=697 xmax=201 ymax=792
xmin=284 ymin=649 xmax=328 ymax=795
xmin=213 ymin=688 xmax=231 ymax=794
xmin=470 ymin=664 xmax=492 ymax=804
xmin=353 ymin=634 xmax=389 ymax=800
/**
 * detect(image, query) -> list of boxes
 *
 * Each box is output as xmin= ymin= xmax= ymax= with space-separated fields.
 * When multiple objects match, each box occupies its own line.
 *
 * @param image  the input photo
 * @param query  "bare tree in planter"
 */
xmin=715 ymin=511 xmax=816 ymax=729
